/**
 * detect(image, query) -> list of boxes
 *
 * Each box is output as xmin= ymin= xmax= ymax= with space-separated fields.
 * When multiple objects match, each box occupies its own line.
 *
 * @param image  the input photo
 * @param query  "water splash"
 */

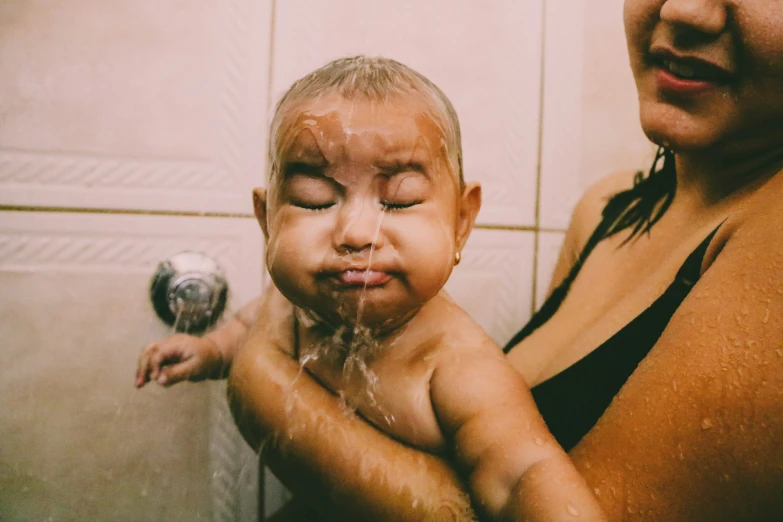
xmin=343 ymin=324 xmax=396 ymax=426
xmin=350 ymin=207 xmax=387 ymax=328
xmin=172 ymin=297 xmax=185 ymax=333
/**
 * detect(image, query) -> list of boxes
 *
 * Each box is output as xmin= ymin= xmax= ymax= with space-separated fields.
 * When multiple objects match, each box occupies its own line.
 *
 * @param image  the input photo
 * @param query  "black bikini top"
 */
xmin=503 ymin=202 xmax=720 ymax=451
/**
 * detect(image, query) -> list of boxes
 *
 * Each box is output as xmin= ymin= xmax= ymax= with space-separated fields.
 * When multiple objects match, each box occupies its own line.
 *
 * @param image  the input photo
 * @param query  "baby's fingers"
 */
xmin=135 ymin=342 xmax=161 ymax=388
xmin=156 ymin=357 xmax=202 ymax=387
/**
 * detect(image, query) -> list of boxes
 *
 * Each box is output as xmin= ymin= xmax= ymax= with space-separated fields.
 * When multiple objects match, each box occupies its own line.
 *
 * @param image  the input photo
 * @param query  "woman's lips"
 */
xmin=335 ymin=269 xmax=392 ymax=287
xmin=655 ymin=66 xmax=721 ymax=95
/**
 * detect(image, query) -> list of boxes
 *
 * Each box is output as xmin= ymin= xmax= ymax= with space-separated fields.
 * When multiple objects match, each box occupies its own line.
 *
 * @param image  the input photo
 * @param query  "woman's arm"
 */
xmin=228 ymin=286 xmax=478 ymax=522
xmin=562 ymin=178 xmax=783 ymax=520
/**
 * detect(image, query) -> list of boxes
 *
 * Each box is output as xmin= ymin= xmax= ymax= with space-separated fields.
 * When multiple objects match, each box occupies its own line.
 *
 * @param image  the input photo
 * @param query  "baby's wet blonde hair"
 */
xmin=268 ymin=56 xmax=464 ymax=190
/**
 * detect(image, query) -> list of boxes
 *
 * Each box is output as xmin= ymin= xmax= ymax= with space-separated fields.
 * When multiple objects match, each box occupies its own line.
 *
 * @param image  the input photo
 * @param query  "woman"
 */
xmin=140 ymin=0 xmax=783 ymax=519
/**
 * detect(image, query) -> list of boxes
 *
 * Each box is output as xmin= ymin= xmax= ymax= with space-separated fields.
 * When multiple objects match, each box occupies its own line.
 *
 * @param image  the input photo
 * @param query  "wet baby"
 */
xmin=255 ymin=56 xmax=600 ymax=521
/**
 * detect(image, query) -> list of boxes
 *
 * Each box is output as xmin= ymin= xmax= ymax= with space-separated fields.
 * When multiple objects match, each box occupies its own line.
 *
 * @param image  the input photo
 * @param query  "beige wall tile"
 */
xmin=0 ymin=0 xmax=272 ymax=214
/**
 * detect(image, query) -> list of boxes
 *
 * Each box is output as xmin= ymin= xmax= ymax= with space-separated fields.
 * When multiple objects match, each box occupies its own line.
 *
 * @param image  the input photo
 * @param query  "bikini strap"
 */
xmin=674 ymin=224 xmax=722 ymax=286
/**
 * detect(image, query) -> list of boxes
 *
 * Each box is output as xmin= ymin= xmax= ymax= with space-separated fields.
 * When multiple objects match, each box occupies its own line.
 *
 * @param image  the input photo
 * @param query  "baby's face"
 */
xmin=261 ymin=93 xmax=468 ymax=331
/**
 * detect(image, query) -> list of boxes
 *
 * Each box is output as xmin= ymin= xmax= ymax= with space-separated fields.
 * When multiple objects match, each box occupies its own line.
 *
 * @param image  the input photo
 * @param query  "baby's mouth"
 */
xmin=336 ymin=269 xmax=391 ymax=287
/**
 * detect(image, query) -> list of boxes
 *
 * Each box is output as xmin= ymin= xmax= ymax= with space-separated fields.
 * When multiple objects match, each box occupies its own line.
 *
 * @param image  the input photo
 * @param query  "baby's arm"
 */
xmin=136 ymin=296 xmax=260 ymax=387
xmin=431 ymin=339 xmax=606 ymax=521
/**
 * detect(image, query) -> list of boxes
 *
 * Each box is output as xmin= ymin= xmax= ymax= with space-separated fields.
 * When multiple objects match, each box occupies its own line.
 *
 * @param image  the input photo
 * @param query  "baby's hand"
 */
xmin=135 ymin=334 xmax=224 ymax=388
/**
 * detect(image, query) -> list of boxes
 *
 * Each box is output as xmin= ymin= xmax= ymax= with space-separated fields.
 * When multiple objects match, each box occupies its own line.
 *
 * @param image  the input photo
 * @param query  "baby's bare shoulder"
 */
xmin=422 ymin=294 xmax=499 ymax=354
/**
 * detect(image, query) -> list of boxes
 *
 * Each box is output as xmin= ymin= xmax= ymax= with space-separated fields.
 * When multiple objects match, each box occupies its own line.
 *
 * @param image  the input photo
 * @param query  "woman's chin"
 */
xmin=639 ymin=105 xmax=726 ymax=153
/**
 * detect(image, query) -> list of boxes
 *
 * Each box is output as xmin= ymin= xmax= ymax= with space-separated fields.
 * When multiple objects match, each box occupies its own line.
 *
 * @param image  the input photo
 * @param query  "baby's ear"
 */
xmin=252 ymin=187 xmax=269 ymax=240
xmin=455 ymin=182 xmax=482 ymax=252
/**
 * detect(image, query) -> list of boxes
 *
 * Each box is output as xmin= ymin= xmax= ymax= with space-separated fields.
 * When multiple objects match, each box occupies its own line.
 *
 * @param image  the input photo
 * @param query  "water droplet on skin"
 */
xmin=701 ymin=418 xmax=714 ymax=430
xmin=672 ymin=379 xmax=678 ymax=392
xmin=534 ymin=437 xmax=545 ymax=446
xmin=762 ymin=308 xmax=770 ymax=324
xmin=566 ymin=503 xmax=580 ymax=517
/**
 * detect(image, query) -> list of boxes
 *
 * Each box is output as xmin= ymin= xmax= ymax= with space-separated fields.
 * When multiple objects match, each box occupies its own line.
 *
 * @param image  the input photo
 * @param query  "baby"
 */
xmin=255 ymin=56 xmax=486 ymax=454
xmin=250 ymin=56 xmax=600 ymax=521
xmin=139 ymin=56 xmax=601 ymax=521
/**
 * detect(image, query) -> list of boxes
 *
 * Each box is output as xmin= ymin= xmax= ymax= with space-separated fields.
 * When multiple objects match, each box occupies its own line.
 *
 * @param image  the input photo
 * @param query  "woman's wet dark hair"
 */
xmin=602 ymin=146 xmax=677 ymax=244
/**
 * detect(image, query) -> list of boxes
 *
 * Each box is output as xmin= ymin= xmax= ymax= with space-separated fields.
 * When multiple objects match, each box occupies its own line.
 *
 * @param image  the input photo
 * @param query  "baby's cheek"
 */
xmin=265 ymin=226 xmax=313 ymax=279
xmin=399 ymin=224 xmax=456 ymax=297
xmin=266 ymin=249 xmax=312 ymax=309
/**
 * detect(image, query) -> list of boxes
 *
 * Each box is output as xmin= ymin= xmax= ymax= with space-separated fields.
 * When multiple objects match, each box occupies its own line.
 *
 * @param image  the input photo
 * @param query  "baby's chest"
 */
xmin=308 ymin=357 xmax=447 ymax=452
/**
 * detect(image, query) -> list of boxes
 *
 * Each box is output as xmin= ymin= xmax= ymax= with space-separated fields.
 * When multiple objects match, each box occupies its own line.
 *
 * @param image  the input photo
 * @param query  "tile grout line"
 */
xmin=530 ymin=0 xmax=548 ymax=316
xmin=258 ymin=0 xmax=277 ymax=517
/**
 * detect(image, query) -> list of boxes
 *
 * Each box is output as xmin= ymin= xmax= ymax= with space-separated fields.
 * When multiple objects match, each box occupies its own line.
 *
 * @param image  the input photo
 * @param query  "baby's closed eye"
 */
xmin=379 ymin=172 xmax=430 ymax=210
xmin=286 ymin=172 xmax=338 ymax=210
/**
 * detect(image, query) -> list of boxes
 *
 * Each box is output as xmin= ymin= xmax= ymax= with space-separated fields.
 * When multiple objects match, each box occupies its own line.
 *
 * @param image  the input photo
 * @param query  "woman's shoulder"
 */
xmin=566 ymin=171 xmax=638 ymax=249
xmin=737 ymin=167 xmax=783 ymax=224
xmin=704 ymin=168 xmax=783 ymax=269
xmin=546 ymin=171 xmax=639 ymax=290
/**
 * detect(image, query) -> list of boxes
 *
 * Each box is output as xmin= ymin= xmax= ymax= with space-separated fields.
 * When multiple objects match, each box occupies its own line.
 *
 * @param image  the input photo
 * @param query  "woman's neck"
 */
xmin=674 ymin=142 xmax=783 ymax=210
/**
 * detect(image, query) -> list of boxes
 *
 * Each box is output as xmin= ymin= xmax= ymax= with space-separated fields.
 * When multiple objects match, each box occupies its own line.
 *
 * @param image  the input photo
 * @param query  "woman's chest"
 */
xmin=509 ymin=230 xmax=709 ymax=387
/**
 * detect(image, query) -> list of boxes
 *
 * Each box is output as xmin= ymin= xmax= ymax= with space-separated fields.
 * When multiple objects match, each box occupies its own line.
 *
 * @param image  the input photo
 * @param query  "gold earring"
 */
xmin=454 ymin=251 xmax=461 ymax=265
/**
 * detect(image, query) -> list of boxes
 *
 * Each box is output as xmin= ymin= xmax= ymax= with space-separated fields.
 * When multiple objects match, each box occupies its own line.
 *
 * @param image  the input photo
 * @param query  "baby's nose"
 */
xmin=334 ymin=197 xmax=385 ymax=253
